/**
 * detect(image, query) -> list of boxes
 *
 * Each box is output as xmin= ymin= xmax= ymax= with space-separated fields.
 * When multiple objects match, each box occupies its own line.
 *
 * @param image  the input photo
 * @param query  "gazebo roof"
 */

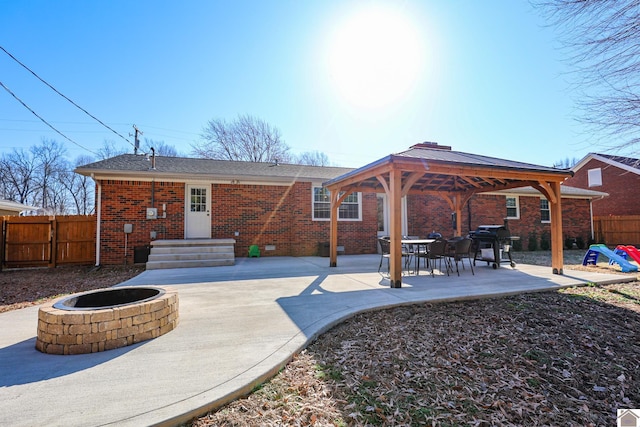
xmin=324 ymin=143 xmax=573 ymax=196
xmin=323 ymin=143 xmax=573 ymax=286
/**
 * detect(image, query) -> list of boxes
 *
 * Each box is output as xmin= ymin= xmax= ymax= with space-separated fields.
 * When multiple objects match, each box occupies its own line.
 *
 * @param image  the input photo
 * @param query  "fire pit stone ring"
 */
xmin=36 ymin=286 xmax=179 ymax=355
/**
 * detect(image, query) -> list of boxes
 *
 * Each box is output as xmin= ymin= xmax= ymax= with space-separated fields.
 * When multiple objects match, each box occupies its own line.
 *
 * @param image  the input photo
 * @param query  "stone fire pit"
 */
xmin=36 ymin=286 xmax=178 ymax=355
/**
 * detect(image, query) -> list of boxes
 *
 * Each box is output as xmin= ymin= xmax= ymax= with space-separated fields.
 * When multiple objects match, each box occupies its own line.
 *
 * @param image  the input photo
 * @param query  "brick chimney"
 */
xmin=410 ymin=142 xmax=452 ymax=151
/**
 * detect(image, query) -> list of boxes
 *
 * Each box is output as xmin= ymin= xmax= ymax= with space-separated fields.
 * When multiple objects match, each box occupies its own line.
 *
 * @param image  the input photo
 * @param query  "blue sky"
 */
xmin=0 ymin=1 xmax=600 ymax=168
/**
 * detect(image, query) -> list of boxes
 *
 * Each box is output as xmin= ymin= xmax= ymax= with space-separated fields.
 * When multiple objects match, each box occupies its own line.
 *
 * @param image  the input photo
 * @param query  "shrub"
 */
xmin=512 ymin=238 xmax=522 ymax=251
xmin=528 ymin=232 xmax=538 ymax=251
xmin=576 ymin=236 xmax=585 ymax=249
xmin=564 ymin=237 xmax=575 ymax=250
xmin=540 ymin=232 xmax=551 ymax=251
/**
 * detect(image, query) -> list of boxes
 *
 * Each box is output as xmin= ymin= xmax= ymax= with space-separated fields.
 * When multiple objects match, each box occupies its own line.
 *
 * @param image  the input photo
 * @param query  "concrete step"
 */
xmin=146 ymin=239 xmax=236 ymax=270
xmin=146 ymin=258 xmax=235 ymax=270
xmin=150 ymin=246 xmax=234 ymax=255
xmin=151 ymin=239 xmax=235 ymax=248
xmin=148 ymin=252 xmax=234 ymax=262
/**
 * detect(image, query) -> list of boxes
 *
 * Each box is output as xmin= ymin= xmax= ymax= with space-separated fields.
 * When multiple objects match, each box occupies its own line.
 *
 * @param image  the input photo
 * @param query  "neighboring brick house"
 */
xmin=566 ymin=153 xmax=640 ymax=216
xmin=75 ymin=150 xmax=605 ymax=265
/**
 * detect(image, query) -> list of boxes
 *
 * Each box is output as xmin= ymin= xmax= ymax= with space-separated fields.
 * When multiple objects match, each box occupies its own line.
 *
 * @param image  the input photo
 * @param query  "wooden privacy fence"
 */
xmin=0 ymin=215 xmax=96 ymax=270
xmin=593 ymin=215 xmax=640 ymax=247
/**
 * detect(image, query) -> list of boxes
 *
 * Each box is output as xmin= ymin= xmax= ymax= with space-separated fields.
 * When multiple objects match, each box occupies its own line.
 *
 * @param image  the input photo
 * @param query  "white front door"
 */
xmin=185 ymin=184 xmax=211 ymax=238
xmin=377 ymin=194 xmax=408 ymax=237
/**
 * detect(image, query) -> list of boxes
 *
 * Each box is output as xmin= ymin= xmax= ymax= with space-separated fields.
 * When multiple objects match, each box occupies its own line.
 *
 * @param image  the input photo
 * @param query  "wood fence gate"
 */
xmin=0 ymin=215 xmax=96 ymax=270
xmin=593 ymin=215 xmax=640 ymax=247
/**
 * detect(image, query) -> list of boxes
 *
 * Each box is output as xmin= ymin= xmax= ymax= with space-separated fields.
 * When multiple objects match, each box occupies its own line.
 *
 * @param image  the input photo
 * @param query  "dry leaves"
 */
xmin=191 ymin=251 xmax=640 ymax=426
xmin=0 ymin=265 xmax=145 ymax=313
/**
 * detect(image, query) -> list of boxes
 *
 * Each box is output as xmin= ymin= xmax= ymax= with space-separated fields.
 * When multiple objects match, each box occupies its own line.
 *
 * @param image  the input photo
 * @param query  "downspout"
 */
xmin=589 ymin=199 xmax=594 ymax=242
xmin=150 ymin=147 xmax=156 ymax=207
xmin=95 ymin=177 xmax=101 ymax=266
xmin=590 ymin=195 xmax=606 ymax=242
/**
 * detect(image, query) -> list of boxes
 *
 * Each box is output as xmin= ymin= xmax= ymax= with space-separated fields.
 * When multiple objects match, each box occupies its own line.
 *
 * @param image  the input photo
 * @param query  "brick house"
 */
xmin=566 ymin=153 xmax=640 ymax=216
xmin=75 ymin=147 xmax=605 ymax=265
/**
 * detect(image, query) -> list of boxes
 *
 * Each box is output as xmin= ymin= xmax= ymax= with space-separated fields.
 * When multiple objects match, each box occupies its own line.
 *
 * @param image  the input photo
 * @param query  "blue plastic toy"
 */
xmin=582 ymin=244 xmax=638 ymax=273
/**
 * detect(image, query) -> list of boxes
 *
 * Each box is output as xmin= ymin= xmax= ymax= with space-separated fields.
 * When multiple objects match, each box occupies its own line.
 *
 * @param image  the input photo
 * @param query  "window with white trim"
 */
xmin=313 ymin=187 xmax=361 ymax=220
xmin=506 ymin=196 xmax=519 ymax=219
xmin=540 ymin=198 xmax=550 ymax=223
xmin=588 ymin=168 xmax=602 ymax=187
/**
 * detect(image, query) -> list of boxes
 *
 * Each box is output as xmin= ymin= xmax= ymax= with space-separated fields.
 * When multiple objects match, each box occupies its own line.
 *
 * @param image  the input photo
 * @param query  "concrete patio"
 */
xmin=0 ymin=255 xmax=635 ymax=427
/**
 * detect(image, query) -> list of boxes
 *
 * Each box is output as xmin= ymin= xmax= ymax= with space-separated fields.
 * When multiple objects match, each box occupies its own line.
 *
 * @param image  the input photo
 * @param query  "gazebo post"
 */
xmin=389 ymin=168 xmax=403 ymax=288
xmin=550 ymin=181 xmax=564 ymax=275
xmin=329 ymin=189 xmax=339 ymax=267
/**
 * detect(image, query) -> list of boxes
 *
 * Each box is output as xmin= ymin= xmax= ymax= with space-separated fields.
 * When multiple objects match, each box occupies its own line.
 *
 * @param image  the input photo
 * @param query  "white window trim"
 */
xmin=540 ymin=198 xmax=551 ymax=223
xmin=506 ymin=196 xmax=520 ymax=220
xmin=312 ymin=186 xmax=362 ymax=221
xmin=587 ymin=168 xmax=602 ymax=187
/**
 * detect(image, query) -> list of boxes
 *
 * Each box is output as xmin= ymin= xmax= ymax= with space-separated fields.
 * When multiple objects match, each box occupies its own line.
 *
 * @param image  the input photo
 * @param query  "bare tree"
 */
xmin=31 ymin=139 xmax=68 ymax=212
xmin=0 ymin=148 xmax=37 ymax=204
xmin=193 ymin=114 xmax=292 ymax=163
xmin=97 ymin=139 xmax=129 ymax=160
xmin=142 ymin=138 xmax=179 ymax=157
xmin=296 ymin=151 xmax=331 ymax=166
xmin=59 ymin=155 xmax=95 ymax=215
xmin=552 ymin=156 xmax=579 ymax=169
xmin=534 ymin=0 xmax=640 ymax=152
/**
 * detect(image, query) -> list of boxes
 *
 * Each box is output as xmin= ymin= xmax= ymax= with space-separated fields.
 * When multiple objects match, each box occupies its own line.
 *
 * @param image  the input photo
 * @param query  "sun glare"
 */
xmin=325 ymin=4 xmax=426 ymax=109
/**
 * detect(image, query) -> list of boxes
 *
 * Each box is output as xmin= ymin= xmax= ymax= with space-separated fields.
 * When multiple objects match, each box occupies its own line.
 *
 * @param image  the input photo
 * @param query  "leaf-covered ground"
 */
xmin=0 ymin=265 xmax=145 ymax=313
xmin=190 ymin=251 xmax=640 ymax=426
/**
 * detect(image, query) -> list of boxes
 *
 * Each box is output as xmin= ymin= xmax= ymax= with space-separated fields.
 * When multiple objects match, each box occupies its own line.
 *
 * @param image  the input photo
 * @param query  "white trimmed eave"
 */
xmin=0 ymin=200 xmax=37 ymax=212
xmin=482 ymin=185 xmax=609 ymax=200
xmin=573 ymin=153 xmax=640 ymax=176
xmin=75 ymin=169 xmax=321 ymax=186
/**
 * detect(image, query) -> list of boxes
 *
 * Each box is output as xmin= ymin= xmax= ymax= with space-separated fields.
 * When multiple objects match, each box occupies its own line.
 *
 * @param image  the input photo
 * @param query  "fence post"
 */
xmin=49 ymin=216 xmax=57 ymax=268
xmin=0 ymin=216 xmax=4 ymax=272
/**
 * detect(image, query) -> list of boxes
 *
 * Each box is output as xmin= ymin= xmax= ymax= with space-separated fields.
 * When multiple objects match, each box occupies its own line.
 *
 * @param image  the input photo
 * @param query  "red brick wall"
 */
xmin=98 ymin=180 xmax=378 ymax=264
xmin=565 ymin=158 xmax=640 ymax=215
xmin=209 ymin=182 xmax=378 ymax=257
xmin=407 ymin=193 xmax=593 ymax=250
xmin=468 ymin=195 xmax=591 ymax=249
xmin=97 ymin=180 xmax=594 ymax=265
xmin=99 ymin=180 xmax=184 ymax=265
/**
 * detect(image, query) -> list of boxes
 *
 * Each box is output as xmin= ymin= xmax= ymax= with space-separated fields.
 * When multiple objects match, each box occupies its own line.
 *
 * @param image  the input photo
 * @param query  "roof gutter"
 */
xmin=74 ymin=169 xmax=331 ymax=186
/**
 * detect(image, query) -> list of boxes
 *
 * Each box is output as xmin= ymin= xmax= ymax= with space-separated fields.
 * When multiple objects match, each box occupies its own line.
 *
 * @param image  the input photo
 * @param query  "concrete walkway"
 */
xmin=0 ymin=255 xmax=635 ymax=427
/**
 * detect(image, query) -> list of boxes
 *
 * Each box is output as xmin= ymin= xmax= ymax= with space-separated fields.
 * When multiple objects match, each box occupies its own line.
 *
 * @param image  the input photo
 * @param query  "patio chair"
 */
xmin=447 ymin=238 xmax=474 ymax=276
xmin=377 ymin=237 xmax=413 ymax=275
xmin=427 ymin=238 xmax=450 ymax=277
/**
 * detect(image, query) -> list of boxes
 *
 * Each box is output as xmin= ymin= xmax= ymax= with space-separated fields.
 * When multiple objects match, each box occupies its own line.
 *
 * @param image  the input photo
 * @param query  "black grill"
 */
xmin=469 ymin=222 xmax=516 ymax=269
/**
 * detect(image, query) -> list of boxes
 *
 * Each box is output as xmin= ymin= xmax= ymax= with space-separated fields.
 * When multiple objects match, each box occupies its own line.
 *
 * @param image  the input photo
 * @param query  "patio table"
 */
xmin=401 ymin=239 xmax=435 ymax=275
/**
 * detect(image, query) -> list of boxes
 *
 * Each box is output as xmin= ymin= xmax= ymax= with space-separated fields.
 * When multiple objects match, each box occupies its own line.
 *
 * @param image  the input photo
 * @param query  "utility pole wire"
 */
xmin=0 ymin=45 xmax=133 ymax=147
xmin=131 ymin=124 xmax=143 ymax=154
xmin=0 ymin=80 xmax=98 ymax=156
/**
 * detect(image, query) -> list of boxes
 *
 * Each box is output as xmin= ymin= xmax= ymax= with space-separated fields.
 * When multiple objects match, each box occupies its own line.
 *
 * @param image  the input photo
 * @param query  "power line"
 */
xmin=0 ymin=45 xmax=134 ymax=148
xmin=0 ymin=80 xmax=98 ymax=156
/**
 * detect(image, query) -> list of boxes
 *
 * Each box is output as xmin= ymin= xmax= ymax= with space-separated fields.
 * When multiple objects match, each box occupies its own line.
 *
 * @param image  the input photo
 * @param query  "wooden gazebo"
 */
xmin=323 ymin=143 xmax=574 ymax=287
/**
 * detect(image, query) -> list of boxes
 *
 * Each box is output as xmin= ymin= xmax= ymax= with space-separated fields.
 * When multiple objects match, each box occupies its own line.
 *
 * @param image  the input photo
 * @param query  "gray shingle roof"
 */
xmin=396 ymin=146 xmax=568 ymax=173
xmin=596 ymin=153 xmax=640 ymax=170
xmin=75 ymin=155 xmax=354 ymax=182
